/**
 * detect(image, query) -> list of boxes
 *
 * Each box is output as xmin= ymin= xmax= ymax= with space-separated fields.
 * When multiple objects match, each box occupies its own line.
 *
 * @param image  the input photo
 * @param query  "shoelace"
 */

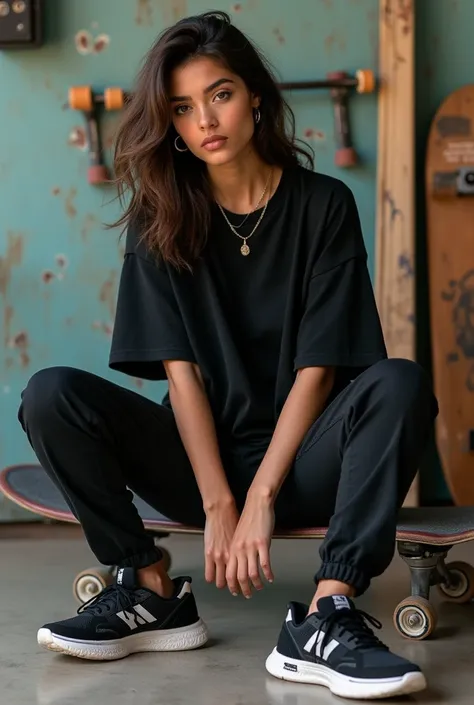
xmin=317 ymin=609 xmax=389 ymax=655
xmin=77 ymin=585 xmax=136 ymax=617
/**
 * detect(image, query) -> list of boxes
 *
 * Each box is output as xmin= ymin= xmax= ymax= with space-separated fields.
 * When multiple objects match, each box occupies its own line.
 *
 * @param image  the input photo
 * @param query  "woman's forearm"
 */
xmin=249 ymin=366 xmax=335 ymax=503
xmin=165 ymin=361 xmax=234 ymax=512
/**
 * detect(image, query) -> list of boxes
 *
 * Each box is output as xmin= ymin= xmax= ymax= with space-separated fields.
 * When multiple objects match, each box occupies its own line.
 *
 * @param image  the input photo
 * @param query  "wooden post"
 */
xmin=375 ymin=0 xmax=417 ymax=505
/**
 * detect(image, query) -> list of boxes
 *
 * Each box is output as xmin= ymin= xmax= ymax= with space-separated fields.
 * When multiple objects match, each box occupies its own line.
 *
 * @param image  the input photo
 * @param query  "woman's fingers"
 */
xmin=247 ymin=548 xmax=264 ymax=591
xmin=258 ymin=541 xmax=274 ymax=583
xmin=226 ymin=553 xmax=240 ymax=595
xmin=215 ymin=554 xmax=228 ymax=589
xmin=204 ymin=551 xmax=215 ymax=584
xmin=237 ymin=552 xmax=252 ymax=598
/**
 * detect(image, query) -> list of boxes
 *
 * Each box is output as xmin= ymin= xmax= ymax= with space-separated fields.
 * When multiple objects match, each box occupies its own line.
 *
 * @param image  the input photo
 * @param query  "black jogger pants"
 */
xmin=18 ymin=358 xmax=438 ymax=596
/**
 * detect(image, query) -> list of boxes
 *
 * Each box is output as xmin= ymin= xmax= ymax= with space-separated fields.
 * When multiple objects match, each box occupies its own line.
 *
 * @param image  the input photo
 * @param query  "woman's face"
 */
xmin=169 ymin=56 xmax=260 ymax=167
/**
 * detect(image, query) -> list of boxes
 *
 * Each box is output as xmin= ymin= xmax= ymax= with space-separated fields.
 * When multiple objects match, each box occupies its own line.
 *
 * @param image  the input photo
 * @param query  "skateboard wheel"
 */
xmin=73 ymin=567 xmax=114 ymax=604
xmin=68 ymin=86 xmax=93 ymax=111
xmin=335 ymin=147 xmax=358 ymax=168
xmin=355 ymin=69 xmax=375 ymax=94
xmin=437 ymin=561 xmax=474 ymax=603
xmin=104 ymin=87 xmax=125 ymax=111
xmin=88 ymin=164 xmax=110 ymax=184
xmin=393 ymin=596 xmax=437 ymax=640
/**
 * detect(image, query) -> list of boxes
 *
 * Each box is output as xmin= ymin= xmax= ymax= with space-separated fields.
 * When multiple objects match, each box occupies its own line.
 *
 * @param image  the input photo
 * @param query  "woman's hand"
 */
xmin=225 ymin=491 xmax=275 ymax=598
xmin=204 ymin=498 xmax=240 ymax=589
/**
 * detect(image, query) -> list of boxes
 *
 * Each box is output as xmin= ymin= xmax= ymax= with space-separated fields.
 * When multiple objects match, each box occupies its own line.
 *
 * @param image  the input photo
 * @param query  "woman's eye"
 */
xmin=215 ymin=90 xmax=231 ymax=101
xmin=175 ymin=105 xmax=189 ymax=116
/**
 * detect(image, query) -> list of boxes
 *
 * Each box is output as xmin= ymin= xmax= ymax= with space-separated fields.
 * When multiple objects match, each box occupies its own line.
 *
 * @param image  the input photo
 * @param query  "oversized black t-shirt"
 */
xmin=109 ymin=165 xmax=387 ymax=455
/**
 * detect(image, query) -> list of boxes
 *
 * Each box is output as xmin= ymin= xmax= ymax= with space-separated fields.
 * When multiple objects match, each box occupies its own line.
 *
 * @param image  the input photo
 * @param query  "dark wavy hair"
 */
xmin=110 ymin=10 xmax=314 ymax=269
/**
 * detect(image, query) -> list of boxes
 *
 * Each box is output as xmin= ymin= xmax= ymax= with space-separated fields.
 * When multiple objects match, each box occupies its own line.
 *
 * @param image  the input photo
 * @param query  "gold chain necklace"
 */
xmin=228 ymin=170 xmax=272 ymax=229
xmin=217 ymin=169 xmax=273 ymax=256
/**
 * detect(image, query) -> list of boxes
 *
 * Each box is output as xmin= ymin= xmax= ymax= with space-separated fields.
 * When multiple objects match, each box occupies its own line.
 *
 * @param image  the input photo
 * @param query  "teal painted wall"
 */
xmin=1 ymin=0 xmax=380 ymax=519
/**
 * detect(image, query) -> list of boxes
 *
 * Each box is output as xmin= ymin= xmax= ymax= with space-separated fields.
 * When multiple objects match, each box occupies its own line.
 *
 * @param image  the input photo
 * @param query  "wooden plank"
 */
xmin=375 ymin=0 xmax=417 ymax=506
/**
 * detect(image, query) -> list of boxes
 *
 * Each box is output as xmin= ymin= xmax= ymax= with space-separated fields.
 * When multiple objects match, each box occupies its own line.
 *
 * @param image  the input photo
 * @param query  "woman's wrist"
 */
xmin=246 ymin=483 xmax=276 ymax=506
xmin=203 ymin=491 xmax=236 ymax=515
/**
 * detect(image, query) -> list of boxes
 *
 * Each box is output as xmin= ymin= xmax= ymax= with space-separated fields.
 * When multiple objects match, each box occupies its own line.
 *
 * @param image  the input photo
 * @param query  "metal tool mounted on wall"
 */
xmin=0 ymin=0 xmax=43 ymax=48
xmin=68 ymin=70 xmax=376 ymax=186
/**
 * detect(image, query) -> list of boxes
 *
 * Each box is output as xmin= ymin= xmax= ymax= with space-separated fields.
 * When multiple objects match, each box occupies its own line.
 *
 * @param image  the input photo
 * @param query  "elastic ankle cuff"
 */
xmin=314 ymin=561 xmax=369 ymax=597
xmin=117 ymin=546 xmax=162 ymax=570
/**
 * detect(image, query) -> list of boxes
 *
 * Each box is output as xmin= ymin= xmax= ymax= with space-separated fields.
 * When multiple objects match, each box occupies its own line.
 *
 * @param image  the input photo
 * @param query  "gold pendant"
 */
xmin=240 ymin=242 xmax=250 ymax=256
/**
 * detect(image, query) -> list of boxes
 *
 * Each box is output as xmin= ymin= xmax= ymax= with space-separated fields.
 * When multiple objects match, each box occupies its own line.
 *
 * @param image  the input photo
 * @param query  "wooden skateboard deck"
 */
xmin=426 ymin=84 xmax=474 ymax=505
xmin=1 ymin=464 xmax=474 ymax=545
xmin=2 ymin=464 xmax=474 ymax=640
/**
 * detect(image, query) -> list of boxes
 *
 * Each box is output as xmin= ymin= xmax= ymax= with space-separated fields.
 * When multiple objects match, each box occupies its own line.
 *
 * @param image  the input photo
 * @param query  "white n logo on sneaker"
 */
xmin=304 ymin=630 xmax=340 ymax=661
xmin=116 ymin=605 xmax=157 ymax=630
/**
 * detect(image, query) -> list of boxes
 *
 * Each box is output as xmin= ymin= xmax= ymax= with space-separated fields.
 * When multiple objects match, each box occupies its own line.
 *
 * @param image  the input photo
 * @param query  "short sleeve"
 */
xmin=294 ymin=183 xmax=387 ymax=372
xmin=108 ymin=223 xmax=196 ymax=380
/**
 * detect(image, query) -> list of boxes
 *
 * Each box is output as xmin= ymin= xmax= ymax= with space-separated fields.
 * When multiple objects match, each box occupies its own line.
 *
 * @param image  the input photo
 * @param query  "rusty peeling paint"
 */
xmin=162 ymin=0 xmax=188 ymax=25
xmin=10 ymin=331 xmax=30 ymax=368
xmin=55 ymin=254 xmax=68 ymax=268
xmin=304 ymin=128 xmax=325 ymax=141
xmin=136 ymin=0 xmax=153 ymax=25
xmin=0 ymin=232 xmax=24 ymax=298
xmin=4 ymin=304 xmax=13 ymax=348
xmin=68 ymin=127 xmax=88 ymax=151
xmin=93 ymin=34 xmax=110 ymax=53
xmin=65 ymin=188 xmax=78 ymax=218
xmin=42 ymin=270 xmax=55 ymax=284
xmin=51 ymin=186 xmax=61 ymax=196
xmin=134 ymin=378 xmax=144 ymax=389
xmin=272 ymin=27 xmax=285 ymax=44
xmin=232 ymin=3 xmax=243 ymax=11
xmin=92 ymin=321 xmax=113 ymax=337
xmin=100 ymin=271 xmax=118 ymax=321
xmin=75 ymin=30 xmax=94 ymax=55
xmin=81 ymin=213 xmax=98 ymax=241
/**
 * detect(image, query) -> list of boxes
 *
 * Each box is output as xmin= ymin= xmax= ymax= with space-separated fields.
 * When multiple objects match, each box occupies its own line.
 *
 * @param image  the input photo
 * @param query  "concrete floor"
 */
xmin=2 ymin=528 xmax=474 ymax=705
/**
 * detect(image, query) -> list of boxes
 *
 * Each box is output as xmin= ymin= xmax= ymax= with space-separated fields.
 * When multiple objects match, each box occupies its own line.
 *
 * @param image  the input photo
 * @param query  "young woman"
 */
xmin=18 ymin=11 xmax=438 ymax=700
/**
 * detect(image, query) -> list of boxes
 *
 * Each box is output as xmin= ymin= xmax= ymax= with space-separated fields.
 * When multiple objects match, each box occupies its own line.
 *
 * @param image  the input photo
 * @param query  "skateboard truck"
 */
xmin=279 ymin=69 xmax=375 ymax=167
xmin=432 ymin=166 xmax=474 ymax=197
xmin=67 ymin=86 xmax=127 ymax=185
xmin=328 ymin=71 xmax=362 ymax=167
xmin=394 ymin=540 xmax=474 ymax=639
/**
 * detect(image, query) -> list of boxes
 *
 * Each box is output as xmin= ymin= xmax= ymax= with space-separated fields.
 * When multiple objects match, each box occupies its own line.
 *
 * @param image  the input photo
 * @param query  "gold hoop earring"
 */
xmin=174 ymin=136 xmax=188 ymax=152
xmin=254 ymin=108 xmax=261 ymax=124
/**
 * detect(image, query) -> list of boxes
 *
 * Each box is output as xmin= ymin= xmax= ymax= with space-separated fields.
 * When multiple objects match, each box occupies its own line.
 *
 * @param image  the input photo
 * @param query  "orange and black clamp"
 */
xmin=279 ymin=69 xmax=375 ymax=167
xmin=67 ymin=86 xmax=126 ymax=185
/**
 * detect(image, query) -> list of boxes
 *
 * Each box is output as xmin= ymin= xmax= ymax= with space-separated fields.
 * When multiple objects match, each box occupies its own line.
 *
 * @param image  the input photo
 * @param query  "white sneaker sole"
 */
xmin=37 ymin=618 xmax=209 ymax=661
xmin=265 ymin=648 xmax=427 ymax=700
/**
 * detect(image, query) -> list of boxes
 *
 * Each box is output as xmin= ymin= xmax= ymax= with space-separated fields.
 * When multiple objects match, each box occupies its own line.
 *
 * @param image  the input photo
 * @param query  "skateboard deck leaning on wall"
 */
xmin=425 ymin=83 xmax=474 ymax=506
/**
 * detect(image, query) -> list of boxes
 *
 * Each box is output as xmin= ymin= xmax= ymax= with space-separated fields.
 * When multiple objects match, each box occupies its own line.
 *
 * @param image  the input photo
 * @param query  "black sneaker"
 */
xmin=265 ymin=595 xmax=427 ymax=700
xmin=37 ymin=568 xmax=208 ymax=660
